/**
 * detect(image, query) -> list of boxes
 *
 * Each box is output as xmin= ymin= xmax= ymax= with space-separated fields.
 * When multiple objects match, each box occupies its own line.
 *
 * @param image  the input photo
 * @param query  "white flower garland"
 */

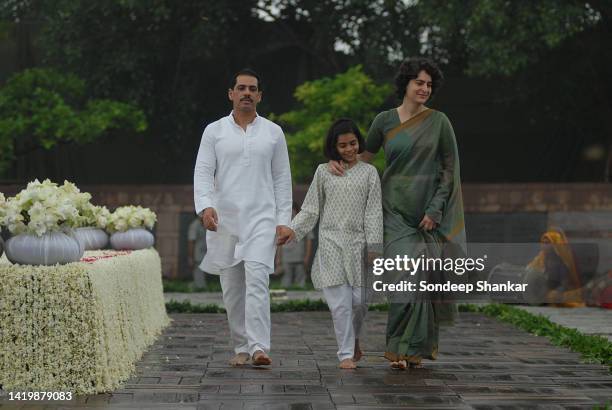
xmin=0 ymin=249 xmax=170 ymax=394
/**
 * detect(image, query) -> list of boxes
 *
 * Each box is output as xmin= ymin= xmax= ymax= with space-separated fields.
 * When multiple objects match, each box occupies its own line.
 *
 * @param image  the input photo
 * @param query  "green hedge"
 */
xmin=163 ymin=279 xmax=315 ymax=293
xmin=166 ymin=298 xmax=389 ymax=313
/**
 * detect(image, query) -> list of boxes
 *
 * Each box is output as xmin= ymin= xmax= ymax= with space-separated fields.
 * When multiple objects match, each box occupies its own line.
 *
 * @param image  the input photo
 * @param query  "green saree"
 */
xmin=365 ymin=108 xmax=466 ymax=363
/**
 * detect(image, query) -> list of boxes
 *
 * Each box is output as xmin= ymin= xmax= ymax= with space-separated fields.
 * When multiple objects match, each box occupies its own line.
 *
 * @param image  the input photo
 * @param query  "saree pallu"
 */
xmin=366 ymin=109 xmax=466 ymax=363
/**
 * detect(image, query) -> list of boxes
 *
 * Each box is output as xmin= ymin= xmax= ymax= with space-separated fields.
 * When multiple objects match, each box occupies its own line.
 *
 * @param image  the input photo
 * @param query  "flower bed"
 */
xmin=0 ymin=248 xmax=169 ymax=394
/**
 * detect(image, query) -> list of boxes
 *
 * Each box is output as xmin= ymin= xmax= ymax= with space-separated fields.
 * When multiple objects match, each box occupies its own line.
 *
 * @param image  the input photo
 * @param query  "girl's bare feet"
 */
xmin=339 ymin=358 xmax=357 ymax=369
xmin=353 ymin=339 xmax=363 ymax=362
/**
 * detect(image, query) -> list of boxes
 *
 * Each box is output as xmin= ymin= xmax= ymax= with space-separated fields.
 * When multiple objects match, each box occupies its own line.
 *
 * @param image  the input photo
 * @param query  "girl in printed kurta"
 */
xmin=283 ymin=118 xmax=383 ymax=369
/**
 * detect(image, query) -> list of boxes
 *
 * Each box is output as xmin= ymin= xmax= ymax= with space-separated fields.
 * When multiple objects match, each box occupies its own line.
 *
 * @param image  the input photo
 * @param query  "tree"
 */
xmin=417 ymin=0 xmax=612 ymax=181
xmin=272 ymin=66 xmax=391 ymax=182
xmin=0 ymin=68 xmax=147 ymax=173
xmin=418 ymin=0 xmax=601 ymax=76
xmin=4 ymin=0 xmax=610 ymax=182
xmin=254 ymin=0 xmax=424 ymax=77
xmin=1 ymin=1 xmax=423 ymax=182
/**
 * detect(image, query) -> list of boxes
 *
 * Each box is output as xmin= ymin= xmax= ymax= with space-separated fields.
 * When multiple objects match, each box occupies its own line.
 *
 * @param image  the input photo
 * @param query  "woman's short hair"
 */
xmin=394 ymin=57 xmax=444 ymax=100
xmin=323 ymin=118 xmax=365 ymax=161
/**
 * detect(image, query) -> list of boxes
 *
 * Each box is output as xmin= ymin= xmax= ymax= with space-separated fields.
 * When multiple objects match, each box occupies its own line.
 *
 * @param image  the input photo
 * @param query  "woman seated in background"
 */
xmin=527 ymin=228 xmax=585 ymax=307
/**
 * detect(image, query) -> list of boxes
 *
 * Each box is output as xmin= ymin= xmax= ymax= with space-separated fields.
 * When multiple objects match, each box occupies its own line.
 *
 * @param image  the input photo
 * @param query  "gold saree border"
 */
xmin=384 ymin=346 xmax=438 ymax=363
xmin=384 ymin=108 xmax=434 ymax=144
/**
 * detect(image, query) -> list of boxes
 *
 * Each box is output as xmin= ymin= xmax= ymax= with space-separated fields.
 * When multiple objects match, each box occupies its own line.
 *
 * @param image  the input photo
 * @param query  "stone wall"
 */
xmin=1 ymin=183 xmax=610 ymax=278
xmin=462 ymin=183 xmax=612 ymax=213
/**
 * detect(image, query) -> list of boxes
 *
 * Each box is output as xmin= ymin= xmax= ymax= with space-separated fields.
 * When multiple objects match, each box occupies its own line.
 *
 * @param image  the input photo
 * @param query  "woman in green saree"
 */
xmin=331 ymin=57 xmax=466 ymax=369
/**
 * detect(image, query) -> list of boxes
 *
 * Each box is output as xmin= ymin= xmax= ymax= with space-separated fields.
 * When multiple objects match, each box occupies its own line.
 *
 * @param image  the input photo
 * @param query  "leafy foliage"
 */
xmin=272 ymin=66 xmax=391 ymax=182
xmin=254 ymin=0 xmax=423 ymax=76
xmin=418 ymin=0 xmax=601 ymax=77
xmin=3 ymin=1 xmax=612 ymax=181
xmin=0 ymin=68 xmax=146 ymax=173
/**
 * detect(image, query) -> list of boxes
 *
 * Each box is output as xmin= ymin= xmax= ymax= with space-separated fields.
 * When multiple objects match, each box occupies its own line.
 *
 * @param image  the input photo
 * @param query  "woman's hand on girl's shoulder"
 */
xmin=328 ymin=160 xmax=344 ymax=176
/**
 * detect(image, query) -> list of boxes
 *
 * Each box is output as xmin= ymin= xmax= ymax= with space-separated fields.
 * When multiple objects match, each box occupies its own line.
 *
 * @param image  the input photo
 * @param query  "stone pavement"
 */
xmin=4 ymin=311 xmax=611 ymax=409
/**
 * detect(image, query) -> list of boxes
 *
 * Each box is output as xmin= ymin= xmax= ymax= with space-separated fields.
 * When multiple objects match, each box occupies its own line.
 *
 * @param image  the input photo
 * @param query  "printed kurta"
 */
xmin=289 ymin=162 xmax=383 ymax=289
xmin=194 ymin=113 xmax=292 ymax=273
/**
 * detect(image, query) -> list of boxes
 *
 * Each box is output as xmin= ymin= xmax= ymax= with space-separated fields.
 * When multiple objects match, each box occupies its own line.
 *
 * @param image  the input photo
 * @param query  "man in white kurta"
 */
xmin=194 ymin=69 xmax=292 ymax=366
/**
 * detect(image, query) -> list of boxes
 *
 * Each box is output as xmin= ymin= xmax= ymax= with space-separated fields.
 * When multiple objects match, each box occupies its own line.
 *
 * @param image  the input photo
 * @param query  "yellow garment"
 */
xmin=527 ymin=229 xmax=584 ymax=307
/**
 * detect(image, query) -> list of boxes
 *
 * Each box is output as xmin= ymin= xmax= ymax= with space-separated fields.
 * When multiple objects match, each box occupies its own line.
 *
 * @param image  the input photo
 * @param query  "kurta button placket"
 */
xmin=244 ymin=126 xmax=252 ymax=167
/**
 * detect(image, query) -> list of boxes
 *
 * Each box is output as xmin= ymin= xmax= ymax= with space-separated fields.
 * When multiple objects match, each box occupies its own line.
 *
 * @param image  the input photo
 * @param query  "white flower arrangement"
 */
xmin=75 ymin=203 xmax=111 ymax=229
xmin=1 ymin=179 xmax=80 ymax=236
xmin=107 ymin=205 xmax=156 ymax=233
xmin=0 ymin=248 xmax=170 ymax=394
xmin=59 ymin=181 xmax=111 ymax=229
xmin=0 ymin=180 xmax=114 ymax=236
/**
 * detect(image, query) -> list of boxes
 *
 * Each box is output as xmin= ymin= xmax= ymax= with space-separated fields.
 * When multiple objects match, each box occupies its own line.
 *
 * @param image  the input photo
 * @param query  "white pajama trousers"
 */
xmin=322 ymin=285 xmax=367 ymax=361
xmin=220 ymin=261 xmax=271 ymax=356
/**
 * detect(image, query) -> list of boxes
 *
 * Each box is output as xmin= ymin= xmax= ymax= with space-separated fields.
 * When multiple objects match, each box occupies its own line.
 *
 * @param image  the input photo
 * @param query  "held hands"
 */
xmin=201 ymin=207 xmax=218 ymax=231
xmin=276 ymin=225 xmax=295 ymax=245
xmin=418 ymin=214 xmax=437 ymax=231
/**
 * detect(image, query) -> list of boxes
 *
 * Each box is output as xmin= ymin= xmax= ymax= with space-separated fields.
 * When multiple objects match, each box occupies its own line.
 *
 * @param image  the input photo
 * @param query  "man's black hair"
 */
xmin=230 ymin=68 xmax=263 ymax=91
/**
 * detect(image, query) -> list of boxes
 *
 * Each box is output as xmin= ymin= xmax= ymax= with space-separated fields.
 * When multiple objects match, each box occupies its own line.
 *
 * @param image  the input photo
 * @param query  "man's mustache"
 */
xmin=240 ymin=97 xmax=253 ymax=102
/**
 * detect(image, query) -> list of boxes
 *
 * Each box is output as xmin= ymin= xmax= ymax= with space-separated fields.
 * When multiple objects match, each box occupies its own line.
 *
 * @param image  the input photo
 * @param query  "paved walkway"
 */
xmin=6 ymin=311 xmax=610 ymax=409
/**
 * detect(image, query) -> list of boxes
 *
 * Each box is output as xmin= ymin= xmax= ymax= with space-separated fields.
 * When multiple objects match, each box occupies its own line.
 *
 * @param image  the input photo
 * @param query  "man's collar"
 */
xmin=228 ymin=111 xmax=259 ymax=126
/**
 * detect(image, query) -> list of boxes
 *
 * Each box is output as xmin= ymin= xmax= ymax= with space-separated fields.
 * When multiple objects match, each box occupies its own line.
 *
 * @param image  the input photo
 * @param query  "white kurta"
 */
xmin=194 ymin=113 xmax=292 ymax=273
